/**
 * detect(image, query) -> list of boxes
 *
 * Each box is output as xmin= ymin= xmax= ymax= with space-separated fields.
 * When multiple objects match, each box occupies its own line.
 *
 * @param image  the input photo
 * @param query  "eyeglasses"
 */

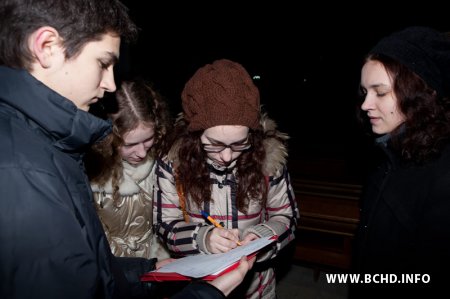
xmin=202 ymin=135 xmax=252 ymax=153
xmin=202 ymin=143 xmax=252 ymax=153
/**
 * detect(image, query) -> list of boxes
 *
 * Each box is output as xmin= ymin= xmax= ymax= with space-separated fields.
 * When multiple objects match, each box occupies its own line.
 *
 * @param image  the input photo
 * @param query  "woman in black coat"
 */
xmin=352 ymin=26 xmax=450 ymax=298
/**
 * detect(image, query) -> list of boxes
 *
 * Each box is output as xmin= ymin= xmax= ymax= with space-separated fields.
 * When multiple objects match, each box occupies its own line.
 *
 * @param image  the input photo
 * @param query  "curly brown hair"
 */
xmin=168 ymin=116 xmax=271 ymax=213
xmin=85 ymin=80 xmax=172 ymax=204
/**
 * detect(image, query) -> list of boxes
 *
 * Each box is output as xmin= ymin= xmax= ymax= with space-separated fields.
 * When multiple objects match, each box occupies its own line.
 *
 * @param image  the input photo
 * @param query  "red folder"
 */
xmin=141 ymin=253 xmax=257 ymax=282
xmin=141 ymin=235 xmax=277 ymax=282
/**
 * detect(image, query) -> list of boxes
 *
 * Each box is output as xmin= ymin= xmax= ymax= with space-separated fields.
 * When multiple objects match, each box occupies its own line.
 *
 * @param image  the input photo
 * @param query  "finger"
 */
xmin=208 ymin=235 xmax=235 ymax=253
xmin=218 ymin=237 xmax=238 ymax=251
xmin=229 ymin=228 xmax=240 ymax=240
xmin=212 ymin=229 xmax=237 ymax=246
xmin=236 ymin=256 xmax=253 ymax=275
xmin=246 ymin=255 xmax=256 ymax=269
xmin=207 ymin=255 xmax=252 ymax=296
xmin=222 ymin=229 xmax=240 ymax=242
xmin=242 ymin=233 xmax=259 ymax=243
xmin=207 ymin=228 xmax=225 ymax=253
xmin=240 ymin=236 xmax=255 ymax=246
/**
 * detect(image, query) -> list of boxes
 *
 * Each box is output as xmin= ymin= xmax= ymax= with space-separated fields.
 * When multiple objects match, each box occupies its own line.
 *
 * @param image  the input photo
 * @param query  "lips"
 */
xmin=369 ymin=117 xmax=381 ymax=124
xmin=368 ymin=114 xmax=381 ymax=122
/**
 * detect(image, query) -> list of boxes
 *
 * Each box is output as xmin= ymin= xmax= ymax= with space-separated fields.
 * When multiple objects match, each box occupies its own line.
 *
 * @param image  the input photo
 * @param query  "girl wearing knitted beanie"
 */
xmin=351 ymin=26 xmax=450 ymax=298
xmin=153 ymin=59 xmax=299 ymax=299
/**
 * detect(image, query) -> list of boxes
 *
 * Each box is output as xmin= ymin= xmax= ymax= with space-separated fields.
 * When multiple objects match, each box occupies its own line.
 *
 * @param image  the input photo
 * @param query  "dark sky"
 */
xmin=116 ymin=2 xmax=449 ymax=180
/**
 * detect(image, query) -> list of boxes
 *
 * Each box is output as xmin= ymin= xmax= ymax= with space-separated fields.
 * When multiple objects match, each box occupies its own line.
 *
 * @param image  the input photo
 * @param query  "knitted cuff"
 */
xmin=243 ymin=224 xmax=276 ymax=239
xmin=196 ymin=225 xmax=215 ymax=254
xmin=243 ymin=224 xmax=276 ymax=262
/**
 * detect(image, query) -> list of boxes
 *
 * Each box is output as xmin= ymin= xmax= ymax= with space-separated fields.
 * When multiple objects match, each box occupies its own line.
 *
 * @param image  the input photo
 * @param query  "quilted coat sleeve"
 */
xmin=153 ymin=158 xmax=208 ymax=255
xmin=243 ymin=165 xmax=299 ymax=261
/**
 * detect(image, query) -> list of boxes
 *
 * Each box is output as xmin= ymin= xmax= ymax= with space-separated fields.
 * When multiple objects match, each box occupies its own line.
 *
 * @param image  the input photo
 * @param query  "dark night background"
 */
xmin=113 ymin=2 xmax=449 ymax=183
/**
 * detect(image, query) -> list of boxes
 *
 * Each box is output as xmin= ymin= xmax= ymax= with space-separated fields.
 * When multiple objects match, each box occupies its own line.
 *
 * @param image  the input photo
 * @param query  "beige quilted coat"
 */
xmin=153 ymin=115 xmax=299 ymax=298
xmin=92 ymin=159 xmax=170 ymax=260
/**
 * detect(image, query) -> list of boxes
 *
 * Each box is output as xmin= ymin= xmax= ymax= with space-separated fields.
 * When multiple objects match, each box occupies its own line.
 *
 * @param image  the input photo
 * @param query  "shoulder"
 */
xmin=155 ymin=156 xmax=175 ymax=179
xmin=0 ymin=118 xmax=78 ymax=180
xmin=166 ymin=139 xmax=182 ymax=169
xmin=261 ymin=113 xmax=289 ymax=176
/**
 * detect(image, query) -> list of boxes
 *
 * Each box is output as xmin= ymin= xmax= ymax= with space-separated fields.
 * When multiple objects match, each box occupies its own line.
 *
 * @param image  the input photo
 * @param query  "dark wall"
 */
xmin=116 ymin=2 xmax=449 ymax=183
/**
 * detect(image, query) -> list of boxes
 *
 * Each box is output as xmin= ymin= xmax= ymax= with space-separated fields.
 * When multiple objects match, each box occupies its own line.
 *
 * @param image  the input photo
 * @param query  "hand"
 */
xmin=240 ymin=232 xmax=259 ymax=246
xmin=206 ymin=227 xmax=240 ymax=253
xmin=155 ymin=258 xmax=176 ymax=269
xmin=208 ymin=255 xmax=256 ymax=296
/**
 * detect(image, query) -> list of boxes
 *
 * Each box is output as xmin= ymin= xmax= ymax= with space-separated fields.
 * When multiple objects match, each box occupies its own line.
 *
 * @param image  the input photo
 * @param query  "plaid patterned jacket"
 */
xmin=153 ymin=115 xmax=299 ymax=299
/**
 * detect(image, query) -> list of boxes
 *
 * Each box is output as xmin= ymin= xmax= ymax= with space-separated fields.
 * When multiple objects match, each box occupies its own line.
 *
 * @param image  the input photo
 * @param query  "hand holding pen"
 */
xmin=201 ymin=210 xmax=242 ymax=253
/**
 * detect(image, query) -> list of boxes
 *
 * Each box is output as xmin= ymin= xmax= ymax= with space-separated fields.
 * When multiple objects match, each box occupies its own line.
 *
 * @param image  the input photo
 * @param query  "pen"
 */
xmin=201 ymin=210 xmax=242 ymax=246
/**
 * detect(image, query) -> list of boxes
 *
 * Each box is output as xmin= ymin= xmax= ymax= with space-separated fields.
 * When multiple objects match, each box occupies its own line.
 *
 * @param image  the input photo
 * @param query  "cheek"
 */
xmin=73 ymin=60 xmax=94 ymax=78
xmin=206 ymin=152 xmax=219 ymax=160
xmin=119 ymin=147 xmax=131 ymax=158
xmin=391 ymin=111 xmax=406 ymax=127
xmin=232 ymin=152 xmax=243 ymax=160
xmin=388 ymin=104 xmax=405 ymax=121
xmin=144 ymin=140 xmax=155 ymax=150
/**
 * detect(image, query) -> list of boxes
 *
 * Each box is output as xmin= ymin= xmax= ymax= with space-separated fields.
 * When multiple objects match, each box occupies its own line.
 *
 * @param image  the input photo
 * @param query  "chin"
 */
xmin=132 ymin=159 xmax=146 ymax=165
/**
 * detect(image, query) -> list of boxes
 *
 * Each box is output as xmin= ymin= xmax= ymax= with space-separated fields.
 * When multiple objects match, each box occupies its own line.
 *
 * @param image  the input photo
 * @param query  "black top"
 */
xmin=352 ymin=134 xmax=450 ymax=297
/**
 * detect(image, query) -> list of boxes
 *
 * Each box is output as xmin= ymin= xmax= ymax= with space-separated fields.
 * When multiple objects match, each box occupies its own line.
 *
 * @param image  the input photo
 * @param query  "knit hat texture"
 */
xmin=181 ymin=59 xmax=260 ymax=131
xmin=369 ymin=26 xmax=450 ymax=97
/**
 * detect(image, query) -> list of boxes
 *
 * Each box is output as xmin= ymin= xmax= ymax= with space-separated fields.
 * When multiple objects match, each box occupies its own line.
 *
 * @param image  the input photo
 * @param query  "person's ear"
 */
xmin=29 ymin=26 xmax=62 ymax=68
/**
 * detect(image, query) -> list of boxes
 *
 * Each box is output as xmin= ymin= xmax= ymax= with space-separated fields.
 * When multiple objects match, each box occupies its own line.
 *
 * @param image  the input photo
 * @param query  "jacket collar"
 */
xmin=375 ymin=124 xmax=407 ymax=169
xmin=0 ymin=66 xmax=111 ymax=156
xmin=91 ymin=158 xmax=155 ymax=195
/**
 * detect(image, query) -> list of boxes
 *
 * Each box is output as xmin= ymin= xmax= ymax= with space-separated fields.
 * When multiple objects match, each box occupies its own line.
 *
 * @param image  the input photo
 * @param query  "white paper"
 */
xmin=153 ymin=236 xmax=275 ymax=278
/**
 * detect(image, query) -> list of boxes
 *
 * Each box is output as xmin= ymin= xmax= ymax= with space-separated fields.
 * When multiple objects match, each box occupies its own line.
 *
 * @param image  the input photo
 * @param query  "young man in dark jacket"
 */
xmin=0 ymin=1 xmax=253 ymax=298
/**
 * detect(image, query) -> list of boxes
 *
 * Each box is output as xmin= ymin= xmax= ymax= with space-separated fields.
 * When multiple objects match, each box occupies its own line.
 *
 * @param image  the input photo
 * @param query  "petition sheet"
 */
xmin=154 ymin=236 xmax=275 ymax=278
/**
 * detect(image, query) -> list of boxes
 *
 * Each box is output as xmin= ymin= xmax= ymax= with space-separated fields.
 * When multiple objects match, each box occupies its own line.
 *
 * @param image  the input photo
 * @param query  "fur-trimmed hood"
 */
xmin=168 ymin=112 xmax=289 ymax=176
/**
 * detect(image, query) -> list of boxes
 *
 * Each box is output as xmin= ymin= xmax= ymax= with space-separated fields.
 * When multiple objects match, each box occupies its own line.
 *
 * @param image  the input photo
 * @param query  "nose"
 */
xmin=135 ymin=143 xmax=147 ymax=158
xmin=101 ymin=68 xmax=117 ymax=93
xmin=361 ymin=94 xmax=372 ymax=112
xmin=219 ymin=147 xmax=233 ymax=163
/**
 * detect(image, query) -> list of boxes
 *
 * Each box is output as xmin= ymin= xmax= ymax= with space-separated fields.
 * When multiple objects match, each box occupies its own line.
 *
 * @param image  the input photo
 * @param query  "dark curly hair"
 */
xmin=165 ymin=115 xmax=278 ymax=214
xmin=358 ymin=53 xmax=450 ymax=164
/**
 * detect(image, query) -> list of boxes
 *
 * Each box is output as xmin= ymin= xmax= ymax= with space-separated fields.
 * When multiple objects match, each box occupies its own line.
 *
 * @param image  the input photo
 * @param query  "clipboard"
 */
xmin=141 ymin=235 xmax=277 ymax=282
xmin=141 ymin=252 xmax=258 ymax=281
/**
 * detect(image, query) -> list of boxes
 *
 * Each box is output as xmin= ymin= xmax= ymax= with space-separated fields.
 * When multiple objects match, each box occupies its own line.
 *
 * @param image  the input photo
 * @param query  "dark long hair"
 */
xmin=358 ymin=54 xmax=450 ymax=163
xmin=168 ymin=116 xmax=269 ymax=213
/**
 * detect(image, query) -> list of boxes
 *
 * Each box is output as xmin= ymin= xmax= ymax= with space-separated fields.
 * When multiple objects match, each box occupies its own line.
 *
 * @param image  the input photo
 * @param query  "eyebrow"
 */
xmin=124 ymin=135 xmax=154 ymax=146
xmin=103 ymin=51 xmax=119 ymax=65
xmin=205 ymin=135 xmax=248 ymax=144
xmin=365 ymin=83 xmax=391 ymax=89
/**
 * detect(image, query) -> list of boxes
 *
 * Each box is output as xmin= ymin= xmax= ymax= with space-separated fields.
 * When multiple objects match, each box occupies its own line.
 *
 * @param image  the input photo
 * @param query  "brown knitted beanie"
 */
xmin=181 ymin=59 xmax=260 ymax=131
